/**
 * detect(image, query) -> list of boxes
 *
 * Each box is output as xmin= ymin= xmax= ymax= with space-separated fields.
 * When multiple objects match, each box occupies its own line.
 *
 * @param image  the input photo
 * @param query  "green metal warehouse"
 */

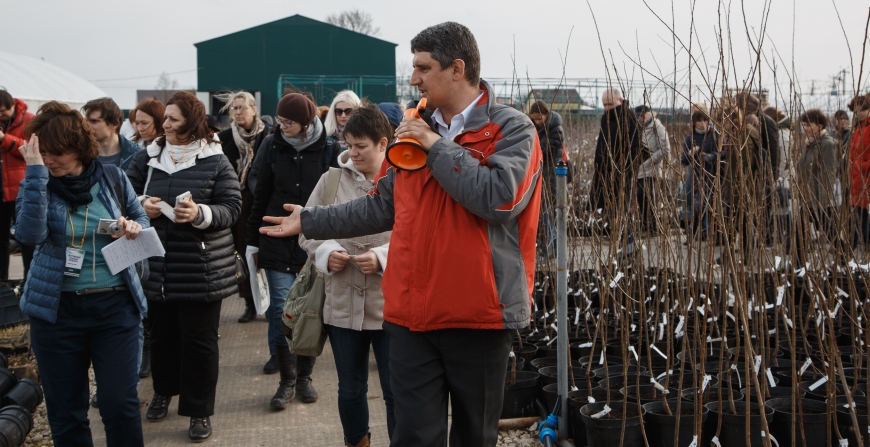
xmin=195 ymin=14 xmax=397 ymax=116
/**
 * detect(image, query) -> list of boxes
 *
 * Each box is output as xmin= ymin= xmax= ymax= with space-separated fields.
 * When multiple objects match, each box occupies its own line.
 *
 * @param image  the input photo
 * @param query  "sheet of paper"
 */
xmin=101 ymin=227 xmax=166 ymax=275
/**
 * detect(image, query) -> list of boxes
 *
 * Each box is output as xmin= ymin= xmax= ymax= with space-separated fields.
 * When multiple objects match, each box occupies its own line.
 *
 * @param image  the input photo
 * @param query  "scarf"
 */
xmin=281 ymin=117 xmax=324 ymax=152
xmin=232 ymin=119 xmax=265 ymax=190
xmin=47 ymin=159 xmax=104 ymax=212
xmin=148 ymin=137 xmax=223 ymax=175
xmin=332 ymin=124 xmax=347 ymax=150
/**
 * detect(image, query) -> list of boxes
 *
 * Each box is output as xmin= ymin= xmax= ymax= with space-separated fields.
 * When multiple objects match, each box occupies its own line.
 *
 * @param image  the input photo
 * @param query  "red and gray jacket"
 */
xmin=1 ymin=99 xmax=32 ymax=202
xmin=300 ymin=80 xmax=543 ymax=331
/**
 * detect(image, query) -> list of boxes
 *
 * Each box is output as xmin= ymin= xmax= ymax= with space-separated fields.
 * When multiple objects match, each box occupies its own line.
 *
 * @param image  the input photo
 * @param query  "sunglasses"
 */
xmin=334 ymin=107 xmax=353 ymax=116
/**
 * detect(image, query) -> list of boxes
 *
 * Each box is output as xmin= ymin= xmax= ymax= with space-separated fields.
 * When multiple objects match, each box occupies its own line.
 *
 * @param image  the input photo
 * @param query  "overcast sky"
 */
xmin=5 ymin=0 xmax=870 ymax=109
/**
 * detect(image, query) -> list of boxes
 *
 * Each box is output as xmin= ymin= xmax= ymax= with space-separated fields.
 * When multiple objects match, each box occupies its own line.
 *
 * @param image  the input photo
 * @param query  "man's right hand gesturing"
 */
xmin=261 ymin=204 xmax=304 ymax=238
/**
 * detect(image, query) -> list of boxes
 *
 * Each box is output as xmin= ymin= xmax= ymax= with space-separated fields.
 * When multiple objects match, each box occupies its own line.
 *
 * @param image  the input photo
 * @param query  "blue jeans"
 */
xmin=325 ymin=324 xmax=395 ymax=445
xmin=30 ymin=290 xmax=143 ymax=447
xmin=265 ymin=269 xmax=296 ymax=352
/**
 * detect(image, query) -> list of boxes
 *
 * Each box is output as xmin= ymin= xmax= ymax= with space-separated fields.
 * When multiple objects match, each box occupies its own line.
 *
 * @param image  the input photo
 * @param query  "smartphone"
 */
xmin=96 ymin=219 xmax=122 ymax=235
xmin=176 ymin=191 xmax=192 ymax=205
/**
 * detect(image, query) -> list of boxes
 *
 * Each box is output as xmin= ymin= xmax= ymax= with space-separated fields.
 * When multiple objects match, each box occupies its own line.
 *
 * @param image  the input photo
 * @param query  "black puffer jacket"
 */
xmin=247 ymin=129 xmax=336 ymax=273
xmin=126 ymin=143 xmax=242 ymax=302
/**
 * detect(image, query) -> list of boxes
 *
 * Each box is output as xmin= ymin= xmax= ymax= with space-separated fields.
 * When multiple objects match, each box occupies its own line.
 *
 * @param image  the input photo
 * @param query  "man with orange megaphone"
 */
xmin=260 ymin=22 xmax=543 ymax=447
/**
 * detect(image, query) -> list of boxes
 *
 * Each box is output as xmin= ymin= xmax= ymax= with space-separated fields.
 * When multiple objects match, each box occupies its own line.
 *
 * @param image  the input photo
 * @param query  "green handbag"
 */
xmin=281 ymin=168 xmax=341 ymax=357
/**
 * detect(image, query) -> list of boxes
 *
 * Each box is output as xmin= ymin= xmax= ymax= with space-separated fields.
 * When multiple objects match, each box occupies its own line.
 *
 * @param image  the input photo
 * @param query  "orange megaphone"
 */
xmin=385 ymin=98 xmax=429 ymax=171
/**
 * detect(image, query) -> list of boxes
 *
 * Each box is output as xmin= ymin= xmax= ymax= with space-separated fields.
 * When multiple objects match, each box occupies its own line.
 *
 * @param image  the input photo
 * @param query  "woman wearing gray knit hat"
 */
xmin=246 ymin=92 xmax=340 ymax=409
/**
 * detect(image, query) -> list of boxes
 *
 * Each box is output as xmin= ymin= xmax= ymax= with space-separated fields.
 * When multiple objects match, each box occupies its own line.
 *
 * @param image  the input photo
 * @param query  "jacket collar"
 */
xmin=119 ymin=135 xmax=140 ymax=165
xmin=7 ymin=98 xmax=29 ymax=130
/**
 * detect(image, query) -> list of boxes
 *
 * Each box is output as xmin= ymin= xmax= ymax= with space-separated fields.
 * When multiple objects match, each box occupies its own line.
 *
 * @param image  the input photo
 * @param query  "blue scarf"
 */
xmin=47 ymin=159 xmax=104 ymax=211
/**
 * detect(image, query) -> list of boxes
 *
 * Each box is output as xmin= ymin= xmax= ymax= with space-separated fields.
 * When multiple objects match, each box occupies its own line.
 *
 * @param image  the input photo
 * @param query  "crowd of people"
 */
xmin=0 ymin=21 xmax=538 ymax=447
xmin=1 ymin=18 xmax=870 ymax=447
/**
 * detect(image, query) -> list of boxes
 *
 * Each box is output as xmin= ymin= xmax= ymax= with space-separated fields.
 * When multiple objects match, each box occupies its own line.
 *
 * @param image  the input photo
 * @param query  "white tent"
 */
xmin=0 ymin=51 xmax=107 ymax=111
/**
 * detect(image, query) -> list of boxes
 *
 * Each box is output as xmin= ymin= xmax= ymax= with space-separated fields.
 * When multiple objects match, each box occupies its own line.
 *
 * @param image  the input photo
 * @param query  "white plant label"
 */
xmin=575 ymin=309 xmax=581 ymax=325
xmin=628 ymin=346 xmax=639 ymax=361
xmin=688 ymin=435 xmax=698 ymax=447
xmin=578 ymin=342 xmax=593 ymax=348
xmin=599 ymin=350 xmax=605 ymax=366
xmin=651 ymin=344 xmax=668 ymax=359
xmin=712 ymin=436 xmax=721 ymax=447
xmin=650 ymin=285 xmax=656 ymax=292
xmin=838 ymin=287 xmax=849 ymax=298
xmin=753 ymin=355 xmax=762 ymax=375
xmin=675 ymin=315 xmax=685 ymax=337
xmin=702 ymin=375 xmax=711 ymax=391
xmin=766 ymin=368 xmax=776 ymax=387
xmin=726 ymin=311 xmax=736 ymax=322
xmin=808 ymin=376 xmax=828 ymax=391
xmin=697 ymin=305 xmax=705 ymax=315
xmin=587 ymin=396 xmax=595 ymax=403
xmin=774 ymin=286 xmax=783 ymax=306
xmin=509 ymin=351 xmax=515 ymax=358
xmin=731 ymin=364 xmax=742 ymax=388
xmin=590 ymin=405 xmax=611 ymax=419
xmin=839 ymin=439 xmax=848 ymax=447
xmin=546 ymin=335 xmax=557 ymax=346
xmin=609 ymin=272 xmax=624 ymax=289
xmin=652 ymin=380 xmax=669 ymax=394
xmin=571 ymin=386 xmax=578 ymax=392
xmin=775 ymin=256 xmax=782 ymax=269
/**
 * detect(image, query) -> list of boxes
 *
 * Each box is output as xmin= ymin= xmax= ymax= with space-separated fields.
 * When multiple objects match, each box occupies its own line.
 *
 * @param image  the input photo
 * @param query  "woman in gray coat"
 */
xmin=635 ymin=105 xmax=670 ymax=233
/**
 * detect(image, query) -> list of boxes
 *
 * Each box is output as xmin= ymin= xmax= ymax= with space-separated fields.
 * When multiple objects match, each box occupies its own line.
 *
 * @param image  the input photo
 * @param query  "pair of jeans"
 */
xmin=149 ymin=299 xmax=222 ymax=417
xmin=265 ymin=269 xmax=296 ymax=352
xmin=383 ymin=321 xmax=511 ymax=447
xmin=325 ymin=324 xmax=395 ymax=445
xmin=29 ymin=290 xmax=143 ymax=447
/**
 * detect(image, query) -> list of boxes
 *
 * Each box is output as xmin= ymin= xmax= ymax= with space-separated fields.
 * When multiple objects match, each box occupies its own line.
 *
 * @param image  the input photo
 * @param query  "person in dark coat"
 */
xmin=247 ymin=93 xmax=339 ymax=409
xmin=529 ymin=100 xmax=564 ymax=255
xmin=590 ymin=89 xmax=643 ymax=222
xmin=217 ymin=91 xmax=269 ymax=324
xmin=681 ymin=110 xmax=720 ymax=238
xmin=736 ymin=92 xmax=779 ymax=243
xmin=125 ymin=91 xmax=241 ymax=443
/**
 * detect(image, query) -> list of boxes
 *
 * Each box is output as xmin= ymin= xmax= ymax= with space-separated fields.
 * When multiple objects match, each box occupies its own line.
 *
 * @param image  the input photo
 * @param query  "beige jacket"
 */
xmin=299 ymin=151 xmax=391 ymax=331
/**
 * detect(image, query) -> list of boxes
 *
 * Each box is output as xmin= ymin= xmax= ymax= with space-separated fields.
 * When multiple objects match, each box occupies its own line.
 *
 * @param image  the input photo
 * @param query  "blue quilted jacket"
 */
xmin=14 ymin=164 xmax=149 ymax=323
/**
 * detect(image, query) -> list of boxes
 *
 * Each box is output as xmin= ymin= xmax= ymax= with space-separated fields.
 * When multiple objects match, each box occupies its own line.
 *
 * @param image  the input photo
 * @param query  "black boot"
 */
xmin=295 ymin=355 xmax=318 ymax=403
xmin=270 ymin=344 xmax=296 ymax=409
xmin=238 ymin=296 xmax=256 ymax=323
xmin=263 ymin=354 xmax=278 ymax=374
xmin=139 ymin=322 xmax=152 ymax=378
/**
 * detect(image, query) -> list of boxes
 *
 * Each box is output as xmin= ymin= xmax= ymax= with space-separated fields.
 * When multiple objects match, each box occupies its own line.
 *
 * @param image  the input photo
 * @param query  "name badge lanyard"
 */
xmin=64 ymin=206 xmax=89 ymax=278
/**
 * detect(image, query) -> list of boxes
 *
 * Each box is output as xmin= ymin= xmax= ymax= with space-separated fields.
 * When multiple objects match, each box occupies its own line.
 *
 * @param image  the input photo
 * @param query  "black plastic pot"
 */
xmin=539 ymin=367 xmax=588 ymax=386
xmin=765 ymin=398 xmax=828 ymax=447
xmin=0 ymin=405 xmax=32 ymax=447
xmin=511 ymin=345 xmax=538 ymax=366
xmin=506 ymin=357 xmax=526 ymax=373
xmin=800 ymin=381 xmax=864 ymax=401
xmin=501 ymin=371 xmax=539 ymax=419
xmin=580 ymin=401 xmax=645 ymax=447
xmin=530 ymin=357 xmax=557 ymax=373
xmin=597 ymin=374 xmax=652 ymax=392
xmin=643 ymin=400 xmax=708 ymax=447
xmin=681 ymin=387 xmax=744 ymax=403
xmin=567 ymin=388 xmax=617 ymax=445
xmin=0 ymin=352 xmax=6 ymax=370
xmin=2 ymin=379 xmax=42 ymax=413
xmin=0 ymin=369 xmax=17 ymax=399
xmin=592 ymin=365 xmax=647 ymax=379
xmin=620 ymin=384 xmax=678 ymax=405
xmin=704 ymin=401 xmax=774 ymax=447
xmin=740 ymin=386 xmax=805 ymax=404
xmin=834 ymin=395 xmax=868 ymax=447
xmin=578 ymin=355 xmax=624 ymax=369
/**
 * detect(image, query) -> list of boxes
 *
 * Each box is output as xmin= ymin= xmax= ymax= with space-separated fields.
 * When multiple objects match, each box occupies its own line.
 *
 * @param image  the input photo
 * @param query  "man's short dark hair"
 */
xmin=799 ymin=109 xmax=829 ymax=128
xmin=343 ymin=102 xmax=394 ymax=146
xmin=0 ymin=89 xmax=13 ymax=109
xmin=691 ymin=111 xmax=709 ymax=124
xmin=82 ymin=97 xmax=124 ymax=131
xmin=411 ymin=22 xmax=481 ymax=87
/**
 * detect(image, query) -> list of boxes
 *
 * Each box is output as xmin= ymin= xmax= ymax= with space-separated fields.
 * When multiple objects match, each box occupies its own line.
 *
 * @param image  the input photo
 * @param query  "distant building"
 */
xmin=526 ymin=88 xmax=592 ymax=115
xmin=194 ymin=14 xmax=397 ymax=116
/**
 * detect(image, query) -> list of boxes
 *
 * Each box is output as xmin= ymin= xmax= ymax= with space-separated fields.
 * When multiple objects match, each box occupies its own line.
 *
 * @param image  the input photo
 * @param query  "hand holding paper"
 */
xmin=101 ymin=227 xmax=166 ymax=275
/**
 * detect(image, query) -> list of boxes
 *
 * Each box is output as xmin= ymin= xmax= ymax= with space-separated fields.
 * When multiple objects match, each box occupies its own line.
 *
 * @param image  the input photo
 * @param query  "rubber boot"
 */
xmin=238 ymin=296 xmax=256 ymax=323
xmin=270 ymin=344 xmax=296 ymax=409
xmin=295 ymin=355 xmax=318 ymax=403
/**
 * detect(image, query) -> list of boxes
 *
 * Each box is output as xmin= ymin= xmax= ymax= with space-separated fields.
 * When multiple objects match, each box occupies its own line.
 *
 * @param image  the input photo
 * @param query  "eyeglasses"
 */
xmin=231 ymin=106 xmax=248 ymax=113
xmin=276 ymin=118 xmax=295 ymax=127
xmin=334 ymin=108 xmax=353 ymax=116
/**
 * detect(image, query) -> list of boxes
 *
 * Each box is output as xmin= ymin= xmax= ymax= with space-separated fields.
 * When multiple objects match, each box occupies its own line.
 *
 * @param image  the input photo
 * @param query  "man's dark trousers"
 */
xmin=384 ymin=321 xmax=512 ymax=447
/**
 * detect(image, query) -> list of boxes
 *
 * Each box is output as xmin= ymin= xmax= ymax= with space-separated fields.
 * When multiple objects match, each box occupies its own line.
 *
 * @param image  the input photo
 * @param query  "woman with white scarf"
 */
xmin=324 ymin=90 xmax=361 ymax=151
xmin=217 ymin=91 xmax=268 ymax=324
xmin=125 ymin=91 xmax=241 ymax=443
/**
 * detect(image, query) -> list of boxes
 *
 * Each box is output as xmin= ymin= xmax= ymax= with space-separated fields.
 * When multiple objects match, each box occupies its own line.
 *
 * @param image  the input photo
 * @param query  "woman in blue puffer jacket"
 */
xmin=14 ymin=101 xmax=149 ymax=447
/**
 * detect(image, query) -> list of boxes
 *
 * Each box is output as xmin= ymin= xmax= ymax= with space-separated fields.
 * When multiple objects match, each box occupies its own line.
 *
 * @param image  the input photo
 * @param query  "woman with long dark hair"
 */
xmin=126 ymin=91 xmax=241 ymax=442
xmin=15 ymin=101 xmax=149 ymax=446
